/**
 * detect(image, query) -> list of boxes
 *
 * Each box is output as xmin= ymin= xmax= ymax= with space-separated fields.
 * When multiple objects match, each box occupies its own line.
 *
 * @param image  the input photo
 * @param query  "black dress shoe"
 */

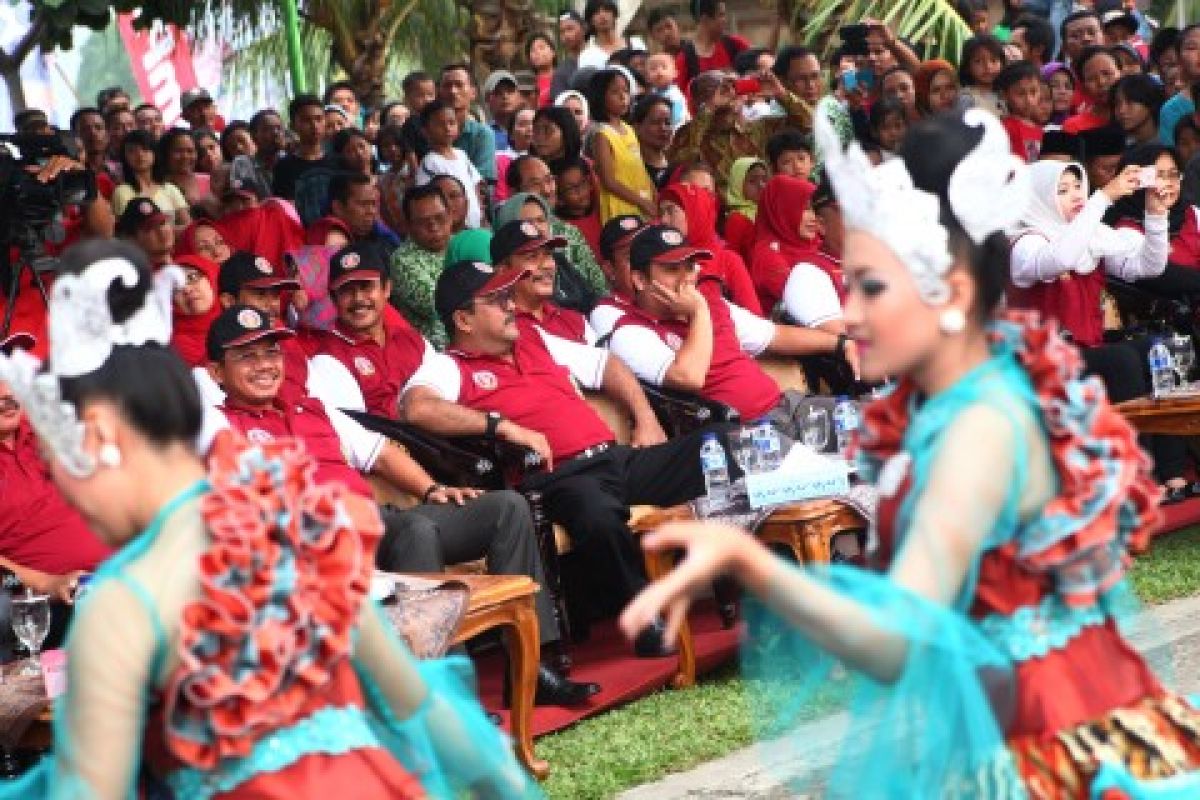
xmin=504 ymin=664 xmax=600 ymax=708
xmin=633 ymin=619 xmax=677 ymax=658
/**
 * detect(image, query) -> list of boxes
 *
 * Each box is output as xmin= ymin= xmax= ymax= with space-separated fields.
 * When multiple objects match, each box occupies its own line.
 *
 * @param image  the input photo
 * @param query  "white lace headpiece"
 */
xmin=0 ymin=259 xmax=182 ymax=477
xmin=815 ymin=108 xmax=1029 ymax=305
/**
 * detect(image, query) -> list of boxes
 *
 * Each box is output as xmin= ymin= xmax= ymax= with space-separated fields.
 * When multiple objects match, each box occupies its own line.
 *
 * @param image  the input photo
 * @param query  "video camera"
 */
xmin=0 ymin=132 xmax=97 ymax=271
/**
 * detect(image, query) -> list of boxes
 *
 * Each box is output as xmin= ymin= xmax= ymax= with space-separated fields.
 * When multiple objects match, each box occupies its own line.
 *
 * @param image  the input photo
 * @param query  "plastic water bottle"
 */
xmin=1149 ymin=339 xmax=1175 ymax=399
xmin=699 ymin=433 xmax=732 ymax=511
xmin=752 ymin=419 xmax=783 ymax=472
xmin=833 ymin=396 xmax=860 ymax=456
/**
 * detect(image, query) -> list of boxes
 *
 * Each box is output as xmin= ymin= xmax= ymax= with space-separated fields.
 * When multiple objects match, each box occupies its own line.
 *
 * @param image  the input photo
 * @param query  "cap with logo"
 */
xmin=206 ymin=304 xmax=295 ymax=362
xmin=490 ymin=219 xmax=568 ymax=264
xmin=598 ymin=214 xmax=647 ymax=261
xmin=0 ymin=332 xmax=35 ymax=355
xmin=181 ymin=88 xmax=213 ymax=110
xmin=116 ymin=199 xmax=169 ymax=237
xmin=483 ymin=70 xmax=519 ymax=96
xmin=217 ymin=251 xmax=299 ymax=296
xmin=328 ymin=242 xmax=389 ymax=292
xmin=434 ymin=260 xmax=531 ymax=324
xmin=628 ymin=225 xmax=713 ymax=271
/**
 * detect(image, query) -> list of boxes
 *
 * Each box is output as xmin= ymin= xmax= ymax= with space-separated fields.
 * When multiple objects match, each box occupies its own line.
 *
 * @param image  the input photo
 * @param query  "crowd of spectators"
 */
xmin=6 ymin=0 xmax=1200 ymax=702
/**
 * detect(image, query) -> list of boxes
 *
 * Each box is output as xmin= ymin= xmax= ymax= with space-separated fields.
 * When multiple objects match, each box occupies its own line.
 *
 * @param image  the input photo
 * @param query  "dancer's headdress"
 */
xmin=814 ymin=108 xmax=1029 ymax=304
xmin=0 ymin=257 xmax=182 ymax=477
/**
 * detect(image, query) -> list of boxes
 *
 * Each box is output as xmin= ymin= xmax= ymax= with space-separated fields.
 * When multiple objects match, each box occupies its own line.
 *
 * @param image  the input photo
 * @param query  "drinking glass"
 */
xmin=1170 ymin=333 xmax=1196 ymax=388
xmin=11 ymin=594 xmax=50 ymax=677
xmin=800 ymin=407 xmax=831 ymax=451
xmin=730 ymin=428 xmax=757 ymax=475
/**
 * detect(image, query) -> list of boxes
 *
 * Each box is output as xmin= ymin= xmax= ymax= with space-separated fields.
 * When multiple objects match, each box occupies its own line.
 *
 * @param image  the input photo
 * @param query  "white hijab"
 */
xmin=1012 ymin=160 xmax=1138 ymax=267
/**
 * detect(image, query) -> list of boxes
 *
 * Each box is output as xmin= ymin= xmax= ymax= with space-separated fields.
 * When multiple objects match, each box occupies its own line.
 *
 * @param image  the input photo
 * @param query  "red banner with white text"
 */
xmin=116 ymin=13 xmax=198 ymax=128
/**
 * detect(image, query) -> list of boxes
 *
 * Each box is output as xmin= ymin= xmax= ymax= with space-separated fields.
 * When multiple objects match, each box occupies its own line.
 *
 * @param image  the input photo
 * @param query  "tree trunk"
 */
xmin=1 ymin=64 xmax=27 ymax=114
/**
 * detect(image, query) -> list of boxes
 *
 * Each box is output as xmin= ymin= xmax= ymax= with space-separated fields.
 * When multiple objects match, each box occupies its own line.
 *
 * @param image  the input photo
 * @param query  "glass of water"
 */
xmin=801 ymin=407 xmax=831 ymax=451
xmin=730 ymin=427 xmax=758 ymax=475
xmin=11 ymin=593 xmax=50 ymax=677
xmin=1170 ymin=333 xmax=1196 ymax=388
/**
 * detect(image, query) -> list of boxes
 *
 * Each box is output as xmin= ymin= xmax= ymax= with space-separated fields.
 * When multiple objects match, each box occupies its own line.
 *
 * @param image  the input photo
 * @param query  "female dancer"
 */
xmin=0 ymin=239 xmax=534 ymax=798
xmin=621 ymin=110 xmax=1200 ymax=797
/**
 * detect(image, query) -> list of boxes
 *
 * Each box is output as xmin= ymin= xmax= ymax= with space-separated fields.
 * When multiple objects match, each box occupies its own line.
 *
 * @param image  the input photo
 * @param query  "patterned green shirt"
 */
xmin=389 ymin=241 xmax=449 ymax=349
xmin=553 ymin=219 xmax=608 ymax=296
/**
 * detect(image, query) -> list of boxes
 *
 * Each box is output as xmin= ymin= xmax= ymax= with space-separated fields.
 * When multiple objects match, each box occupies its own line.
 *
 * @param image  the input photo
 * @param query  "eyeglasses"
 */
xmin=228 ymin=343 xmax=284 ymax=365
xmin=474 ymin=287 xmax=516 ymax=310
xmin=1158 ymin=170 xmax=1183 ymax=182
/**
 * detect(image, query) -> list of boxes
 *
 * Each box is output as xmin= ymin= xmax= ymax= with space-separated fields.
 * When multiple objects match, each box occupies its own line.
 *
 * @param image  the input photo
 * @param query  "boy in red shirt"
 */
xmin=996 ymin=61 xmax=1045 ymax=163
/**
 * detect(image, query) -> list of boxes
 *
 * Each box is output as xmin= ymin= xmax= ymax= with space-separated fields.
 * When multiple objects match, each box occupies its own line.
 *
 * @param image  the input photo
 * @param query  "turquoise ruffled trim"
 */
xmin=164 ymin=706 xmax=380 ymax=800
xmin=977 ymin=593 xmax=1106 ymax=662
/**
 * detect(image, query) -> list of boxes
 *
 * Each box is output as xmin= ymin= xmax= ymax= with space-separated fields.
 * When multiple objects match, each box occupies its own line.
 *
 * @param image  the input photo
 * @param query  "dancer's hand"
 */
xmin=620 ymin=521 xmax=752 ymax=645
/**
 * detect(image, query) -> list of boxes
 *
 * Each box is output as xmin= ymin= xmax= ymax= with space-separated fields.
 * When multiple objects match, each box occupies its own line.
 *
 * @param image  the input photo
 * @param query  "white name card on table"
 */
xmin=744 ymin=444 xmax=851 ymax=510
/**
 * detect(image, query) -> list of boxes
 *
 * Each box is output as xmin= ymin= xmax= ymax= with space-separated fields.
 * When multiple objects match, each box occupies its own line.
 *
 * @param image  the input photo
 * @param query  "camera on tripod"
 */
xmin=0 ymin=132 xmax=98 ymax=336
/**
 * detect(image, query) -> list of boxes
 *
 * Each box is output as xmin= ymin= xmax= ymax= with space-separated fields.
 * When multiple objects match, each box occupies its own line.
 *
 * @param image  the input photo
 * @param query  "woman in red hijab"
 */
xmin=170 ymin=254 xmax=223 ymax=367
xmin=749 ymin=175 xmax=845 ymax=330
xmin=657 ymin=182 xmax=764 ymax=315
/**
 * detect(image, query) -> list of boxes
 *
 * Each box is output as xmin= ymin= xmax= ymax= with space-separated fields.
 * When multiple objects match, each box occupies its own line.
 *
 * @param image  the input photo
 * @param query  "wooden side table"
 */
xmin=630 ymin=498 xmax=868 ymax=687
xmin=1116 ymin=395 xmax=1200 ymax=436
xmin=410 ymin=573 xmax=548 ymax=780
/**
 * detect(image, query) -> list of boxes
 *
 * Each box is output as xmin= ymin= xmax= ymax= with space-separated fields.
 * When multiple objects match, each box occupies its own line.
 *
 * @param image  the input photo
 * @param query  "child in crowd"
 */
xmin=957 ymin=34 xmax=1005 ymax=116
xmin=996 ymin=60 xmax=1044 ymax=163
xmin=766 ymin=129 xmax=814 ymax=180
xmin=1043 ymin=63 xmax=1076 ymax=124
xmin=589 ymin=68 xmax=657 ymax=221
xmin=866 ymin=98 xmax=907 ymax=164
xmin=1034 ymin=80 xmax=1053 ymax=126
xmin=1177 ymin=116 xmax=1200 ymax=166
xmin=416 ymin=99 xmax=484 ymax=228
xmin=555 ymin=158 xmax=603 ymax=257
xmin=645 ymin=53 xmax=690 ymax=129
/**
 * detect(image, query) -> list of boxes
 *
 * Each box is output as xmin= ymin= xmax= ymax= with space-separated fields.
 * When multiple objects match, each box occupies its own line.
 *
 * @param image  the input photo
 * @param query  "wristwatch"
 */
xmin=484 ymin=411 xmax=504 ymax=439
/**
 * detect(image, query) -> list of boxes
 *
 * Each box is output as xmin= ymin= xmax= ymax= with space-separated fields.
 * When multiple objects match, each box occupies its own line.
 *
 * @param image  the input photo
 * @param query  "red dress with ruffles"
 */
xmin=863 ymin=313 xmax=1200 ymax=799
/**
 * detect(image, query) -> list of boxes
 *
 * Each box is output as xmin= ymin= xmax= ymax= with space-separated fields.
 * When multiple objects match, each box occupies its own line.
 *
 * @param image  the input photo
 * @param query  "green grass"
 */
xmin=537 ymin=526 xmax=1200 ymax=799
xmin=1130 ymin=524 xmax=1200 ymax=604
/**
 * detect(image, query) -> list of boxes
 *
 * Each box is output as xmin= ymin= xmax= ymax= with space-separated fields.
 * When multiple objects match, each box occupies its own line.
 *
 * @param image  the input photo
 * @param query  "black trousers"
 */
xmin=374 ymin=491 xmax=559 ymax=646
xmin=1082 ymin=339 xmax=1188 ymax=482
xmin=520 ymin=429 xmax=723 ymax=614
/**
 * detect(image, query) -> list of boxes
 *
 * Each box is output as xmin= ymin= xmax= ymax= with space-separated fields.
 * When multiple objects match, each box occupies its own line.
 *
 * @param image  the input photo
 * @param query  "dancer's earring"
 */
xmin=938 ymin=308 xmax=966 ymax=335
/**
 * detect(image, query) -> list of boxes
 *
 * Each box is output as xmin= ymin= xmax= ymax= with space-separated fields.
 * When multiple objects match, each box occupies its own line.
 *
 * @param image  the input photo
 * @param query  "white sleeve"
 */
xmin=326 ymin=406 xmax=387 ymax=473
xmin=195 ymin=406 xmax=230 ymax=456
xmin=401 ymin=350 xmax=462 ymax=403
xmin=307 ymin=354 xmax=367 ymax=412
xmin=607 ymin=325 xmax=677 ymax=386
xmin=589 ymin=303 xmax=624 ymax=340
xmin=192 ymin=366 xmax=225 ymax=407
xmin=1104 ymin=214 xmax=1170 ymax=281
xmin=537 ymin=329 xmax=609 ymax=390
xmin=779 ymin=264 xmax=843 ymax=329
xmin=582 ymin=316 xmax=599 ymax=346
xmin=1010 ymin=192 xmax=1111 ymax=287
xmin=727 ymin=301 xmax=778 ymax=356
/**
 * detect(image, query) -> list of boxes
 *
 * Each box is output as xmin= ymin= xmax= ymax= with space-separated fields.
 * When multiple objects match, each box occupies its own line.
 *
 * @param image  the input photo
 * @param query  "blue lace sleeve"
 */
xmin=742 ymin=562 xmax=1025 ymax=798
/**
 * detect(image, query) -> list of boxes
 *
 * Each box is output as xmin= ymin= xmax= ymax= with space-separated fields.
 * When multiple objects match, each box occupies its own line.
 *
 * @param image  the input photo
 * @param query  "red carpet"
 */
xmin=1157 ymin=495 xmax=1200 ymax=536
xmin=476 ymin=603 xmax=742 ymax=737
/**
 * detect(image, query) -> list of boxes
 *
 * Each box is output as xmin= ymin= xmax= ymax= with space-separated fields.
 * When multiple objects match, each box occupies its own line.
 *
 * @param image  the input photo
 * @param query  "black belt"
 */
xmin=567 ymin=440 xmax=615 ymax=463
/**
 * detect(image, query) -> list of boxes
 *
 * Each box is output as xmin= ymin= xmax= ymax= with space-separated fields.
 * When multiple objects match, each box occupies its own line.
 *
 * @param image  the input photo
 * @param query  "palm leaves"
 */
xmin=796 ymin=0 xmax=973 ymax=65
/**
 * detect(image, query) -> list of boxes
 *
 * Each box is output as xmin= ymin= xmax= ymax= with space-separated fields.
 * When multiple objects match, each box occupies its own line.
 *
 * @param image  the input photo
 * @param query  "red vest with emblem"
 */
xmin=315 ymin=317 xmax=426 ymax=417
xmin=611 ymin=283 xmax=781 ymax=420
xmin=220 ymin=396 xmax=373 ymax=497
xmin=1006 ymin=234 xmax=1107 ymax=348
xmin=447 ymin=332 xmax=614 ymax=462
xmin=516 ymin=303 xmax=588 ymax=344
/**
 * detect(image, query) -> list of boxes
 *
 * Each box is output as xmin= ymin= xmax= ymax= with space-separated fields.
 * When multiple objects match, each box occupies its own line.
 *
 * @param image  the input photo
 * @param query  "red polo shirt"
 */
xmin=0 ymin=422 xmax=112 ymax=574
xmin=315 ymin=317 xmax=427 ymax=418
xmin=219 ymin=396 xmax=373 ymax=498
xmin=445 ymin=334 xmax=614 ymax=462
xmin=516 ymin=303 xmax=589 ymax=345
xmin=610 ymin=283 xmax=781 ymax=420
